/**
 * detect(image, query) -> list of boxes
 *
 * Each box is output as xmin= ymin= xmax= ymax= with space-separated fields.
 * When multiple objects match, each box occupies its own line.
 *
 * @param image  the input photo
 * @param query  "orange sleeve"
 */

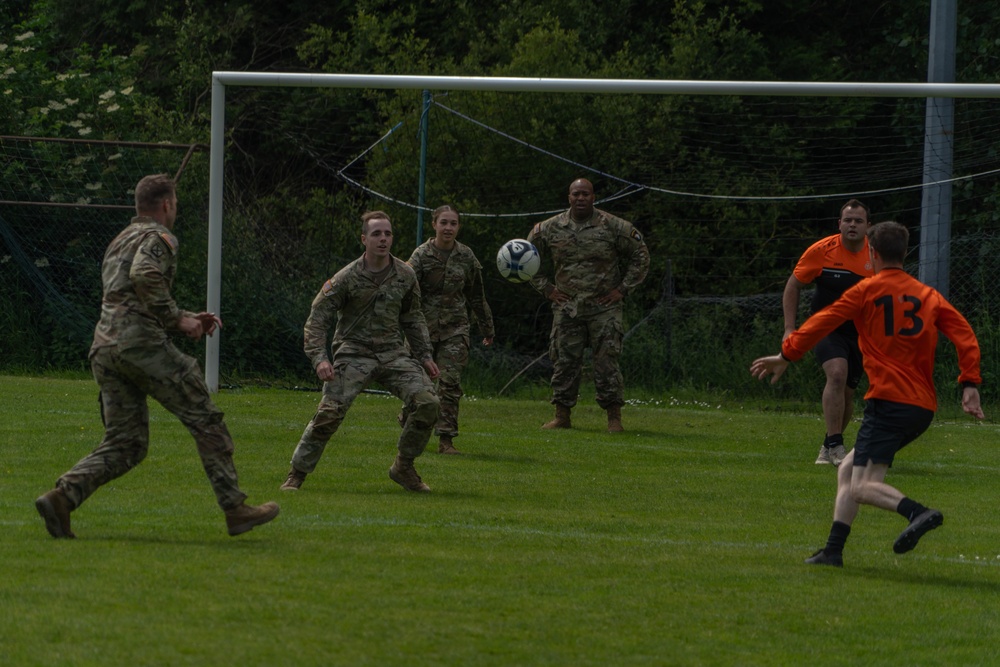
xmin=936 ymin=298 xmax=982 ymax=385
xmin=791 ymin=238 xmax=826 ymax=285
xmin=781 ymin=282 xmax=866 ymax=361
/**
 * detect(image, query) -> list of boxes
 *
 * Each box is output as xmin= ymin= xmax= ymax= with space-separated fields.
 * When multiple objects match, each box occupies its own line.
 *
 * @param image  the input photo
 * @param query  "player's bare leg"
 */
xmin=816 ymin=358 xmax=850 ymax=465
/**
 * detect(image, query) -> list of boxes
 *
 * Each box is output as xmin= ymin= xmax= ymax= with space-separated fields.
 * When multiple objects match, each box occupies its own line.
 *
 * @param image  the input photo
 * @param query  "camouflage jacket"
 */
xmin=407 ymin=239 xmax=495 ymax=342
xmin=527 ymin=208 xmax=650 ymax=317
xmin=90 ymin=216 xmax=194 ymax=352
xmin=303 ymin=255 xmax=433 ymax=369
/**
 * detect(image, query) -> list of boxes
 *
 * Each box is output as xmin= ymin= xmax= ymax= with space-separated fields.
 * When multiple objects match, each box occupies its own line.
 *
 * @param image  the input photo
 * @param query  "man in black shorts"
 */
xmin=755 ymin=221 xmax=983 ymax=567
xmin=782 ymin=200 xmax=873 ymax=466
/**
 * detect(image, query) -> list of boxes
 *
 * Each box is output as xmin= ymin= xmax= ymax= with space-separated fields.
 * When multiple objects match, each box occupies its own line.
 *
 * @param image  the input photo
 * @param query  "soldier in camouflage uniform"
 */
xmin=34 ymin=174 xmax=280 ymax=539
xmin=527 ymin=178 xmax=650 ymax=432
xmin=280 ymin=211 xmax=441 ymax=493
xmin=405 ymin=205 xmax=495 ymax=455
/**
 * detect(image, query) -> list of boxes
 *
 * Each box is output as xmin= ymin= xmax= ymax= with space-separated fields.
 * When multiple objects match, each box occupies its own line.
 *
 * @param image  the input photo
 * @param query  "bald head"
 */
xmin=568 ymin=178 xmax=595 ymax=221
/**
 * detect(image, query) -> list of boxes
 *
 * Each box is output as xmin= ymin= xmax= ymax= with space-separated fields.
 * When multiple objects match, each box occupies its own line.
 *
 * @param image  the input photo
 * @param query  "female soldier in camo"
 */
xmin=404 ymin=205 xmax=495 ymax=454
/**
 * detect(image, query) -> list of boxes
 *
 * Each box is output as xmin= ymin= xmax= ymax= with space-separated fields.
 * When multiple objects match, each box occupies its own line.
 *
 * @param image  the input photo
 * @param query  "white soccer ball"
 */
xmin=496 ymin=239 xmax=540 ymax=284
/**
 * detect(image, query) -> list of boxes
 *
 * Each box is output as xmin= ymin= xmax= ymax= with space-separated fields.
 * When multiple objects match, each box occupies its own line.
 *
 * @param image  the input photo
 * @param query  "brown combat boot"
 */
xmin=438 ymin=435 xmax=461 ymax=455
xmin=35 ymin=488 xmax=75 ymax=539
xmin=225 ymin=501 xmax=280 ymax=536
xmin=279 ymin=468 xmax=307 ymax=491
xmin=607 ymin=405 xmax=624 ymax=433
xmin=541 ymin=404 xmax=572 ymax=429
xmin=389 ymin=456 xmax=431 ymax=492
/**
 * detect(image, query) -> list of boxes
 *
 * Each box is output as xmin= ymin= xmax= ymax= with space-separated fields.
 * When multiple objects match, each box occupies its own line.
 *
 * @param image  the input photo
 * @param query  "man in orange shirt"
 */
xmin=783 ymin=199 xmax=874 ymax=466
xmin=752 ymin=221 xmax=983 ymax=567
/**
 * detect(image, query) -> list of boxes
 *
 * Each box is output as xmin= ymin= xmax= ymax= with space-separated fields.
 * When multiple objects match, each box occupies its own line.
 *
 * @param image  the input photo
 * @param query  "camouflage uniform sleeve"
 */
xmin=526 ymin=220 xmax=554 ymax=297
xmin=616 ymin=221 xmax=650 ymax=296
xmin=130 ymin=231 xmax=184 ymax=330
xmin=399 ymin=279 xmax=433 ymax=361
xmin=302 ymin=278 xmax=341 ymax=370
xmin=406 ymin=245 xmax=423 ymax=275
xmin=465 ymin=257 xmax=495 ymax=338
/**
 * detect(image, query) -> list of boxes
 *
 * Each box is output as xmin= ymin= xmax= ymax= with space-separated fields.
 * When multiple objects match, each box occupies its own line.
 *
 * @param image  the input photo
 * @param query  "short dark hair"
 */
xmin=868 ymin=221 xmax=908 ymax=264
xmin=361 ymin=210 xmax=391 ymax=235
xmin=134 ymin=174 xmax=175 ymax=214
xmin=840 ymin=198 xmax=870 ymax=221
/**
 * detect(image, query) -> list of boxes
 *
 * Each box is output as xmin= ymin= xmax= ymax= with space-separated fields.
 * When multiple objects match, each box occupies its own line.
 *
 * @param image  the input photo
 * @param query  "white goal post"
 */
xmin=206 ymin=72 xmax=1000 ymax=391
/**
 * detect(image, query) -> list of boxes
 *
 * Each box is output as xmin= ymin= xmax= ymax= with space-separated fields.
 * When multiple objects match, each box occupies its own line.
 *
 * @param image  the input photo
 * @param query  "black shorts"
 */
xmin=814 ymin=330 xmax=864 ymax=390
xmin=852 ymin=399 xmax=934 ymax=467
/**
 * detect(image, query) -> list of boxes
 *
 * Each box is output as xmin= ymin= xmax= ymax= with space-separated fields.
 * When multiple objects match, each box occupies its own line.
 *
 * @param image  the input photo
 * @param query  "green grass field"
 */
xmin=3 ymin=375 xmax=1000 ymax=666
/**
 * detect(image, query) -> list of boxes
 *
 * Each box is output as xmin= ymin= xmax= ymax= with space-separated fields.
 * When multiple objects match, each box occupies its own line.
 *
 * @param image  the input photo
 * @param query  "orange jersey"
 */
xmin=793 ymin=234 xmax=874 ymax=336
xmin=782 ymin=268 xmax=981 ymax=411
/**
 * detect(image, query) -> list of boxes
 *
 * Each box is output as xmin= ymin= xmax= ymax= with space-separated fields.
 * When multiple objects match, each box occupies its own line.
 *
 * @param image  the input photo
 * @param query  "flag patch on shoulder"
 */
xmin=159 ymin=232 xmax=179 ymax=253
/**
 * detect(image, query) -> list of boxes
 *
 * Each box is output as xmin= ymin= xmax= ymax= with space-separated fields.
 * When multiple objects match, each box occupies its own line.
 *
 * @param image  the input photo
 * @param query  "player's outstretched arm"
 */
xmin=750 ymin=354 xmax=790 ymax=384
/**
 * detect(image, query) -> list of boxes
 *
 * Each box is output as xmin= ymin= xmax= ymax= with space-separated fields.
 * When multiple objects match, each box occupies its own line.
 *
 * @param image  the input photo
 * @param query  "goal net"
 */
xmin=5 ymin=75 xmax=1000 ymax=401
xmin=201 ymin=74 xmax=1000 ymax=400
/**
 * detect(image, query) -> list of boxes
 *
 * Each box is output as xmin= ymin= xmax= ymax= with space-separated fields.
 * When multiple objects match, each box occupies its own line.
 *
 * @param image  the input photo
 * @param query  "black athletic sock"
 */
xmin=824 ymin=521 xmax=851 ymax=555
xmin=896 ymin=497 xmax=928 ymax=522
xmin=823 ymin=433 xmax=844 ymax=449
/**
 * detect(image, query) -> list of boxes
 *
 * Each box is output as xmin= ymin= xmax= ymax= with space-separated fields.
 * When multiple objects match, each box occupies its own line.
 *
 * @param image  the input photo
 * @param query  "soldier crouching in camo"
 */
xmin=280 ymin=210 xmax=441 ymax=493
xmin=403 ymin=205 xmax=495 ymax=455
xmin=34 ymin=174 xmax=280 ymax=539
xmin=527 ymin=178 xmax=650 ymax=433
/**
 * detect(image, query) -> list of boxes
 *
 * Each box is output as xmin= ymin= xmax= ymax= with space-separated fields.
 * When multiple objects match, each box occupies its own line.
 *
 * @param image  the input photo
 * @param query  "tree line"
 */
xmin=4 ymin=1 xmax=1000 ymax=385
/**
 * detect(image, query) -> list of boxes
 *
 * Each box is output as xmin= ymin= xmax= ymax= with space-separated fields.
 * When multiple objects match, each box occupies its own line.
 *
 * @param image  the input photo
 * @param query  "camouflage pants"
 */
xmin=430 ymin=335 xmax=469 ymax=437
xmin=289 ymin=354 xmax=439 ymax=473
xmin=400 ymin=335 xmax=469 ymax=437
xmin=56 ymin=343 xmax=247 ymax=512
xmin=548 ymin=307 xmax=625 ymax=410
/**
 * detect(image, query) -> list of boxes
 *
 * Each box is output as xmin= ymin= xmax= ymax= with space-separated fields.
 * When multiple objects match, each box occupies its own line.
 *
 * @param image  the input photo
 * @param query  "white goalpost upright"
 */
xmin=206 ymin=72 xmax=1000 ymax=391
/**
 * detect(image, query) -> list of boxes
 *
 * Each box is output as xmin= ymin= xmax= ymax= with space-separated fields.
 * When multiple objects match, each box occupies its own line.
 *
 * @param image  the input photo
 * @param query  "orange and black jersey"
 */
xmin=792 ymin=234 xmax=874 ymax=337
xmin=783 ymin=268 xmax=981 ymax=412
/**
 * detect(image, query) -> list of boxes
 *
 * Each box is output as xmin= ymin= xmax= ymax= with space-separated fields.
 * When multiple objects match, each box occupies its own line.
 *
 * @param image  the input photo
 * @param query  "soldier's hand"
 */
xmin=178 ymin=315 xmax=205 ymax=341
xmin=195 ymin=312 xmax=223 ymax=337
xmin=424 ymin=359 xmax=440 ymax=380
xmin=596 ymin=288 xmax=624 ymax=306
xmin=548 ymin=288 xmax=570 ymax=305
xmin=316 ymin=360 xmax=335 ymax=382
xmin=482 ymin=336 xmax=494 ymax=347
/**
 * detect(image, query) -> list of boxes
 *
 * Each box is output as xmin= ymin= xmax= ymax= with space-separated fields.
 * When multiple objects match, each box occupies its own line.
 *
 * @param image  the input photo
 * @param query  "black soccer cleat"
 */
xmin=804 ymin=549 xmax=843 ymax=567
xmin=893 ymin=509 xmax=943 ymax=554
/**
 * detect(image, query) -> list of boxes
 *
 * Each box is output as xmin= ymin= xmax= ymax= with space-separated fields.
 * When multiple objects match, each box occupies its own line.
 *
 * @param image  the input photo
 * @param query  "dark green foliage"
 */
xmin=4 ymin=1 xmax=1000 ymax=400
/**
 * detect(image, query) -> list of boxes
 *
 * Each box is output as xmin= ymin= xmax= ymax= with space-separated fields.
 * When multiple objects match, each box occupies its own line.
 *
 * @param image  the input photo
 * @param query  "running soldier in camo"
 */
xmin=527 ymin=178 xmax=650 ymax=432
xmin=34 ymin=174 xmax=280 ymax=539
xmin=402 ymin=205 xmax=495 ymax=455
xmin=280 ymin=210 xmax=441 ymax=493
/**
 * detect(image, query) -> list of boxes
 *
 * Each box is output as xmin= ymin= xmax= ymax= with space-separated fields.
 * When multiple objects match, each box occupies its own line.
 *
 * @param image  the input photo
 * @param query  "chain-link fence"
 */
xmin=3 ymin=134 xmax=998 ymax=403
